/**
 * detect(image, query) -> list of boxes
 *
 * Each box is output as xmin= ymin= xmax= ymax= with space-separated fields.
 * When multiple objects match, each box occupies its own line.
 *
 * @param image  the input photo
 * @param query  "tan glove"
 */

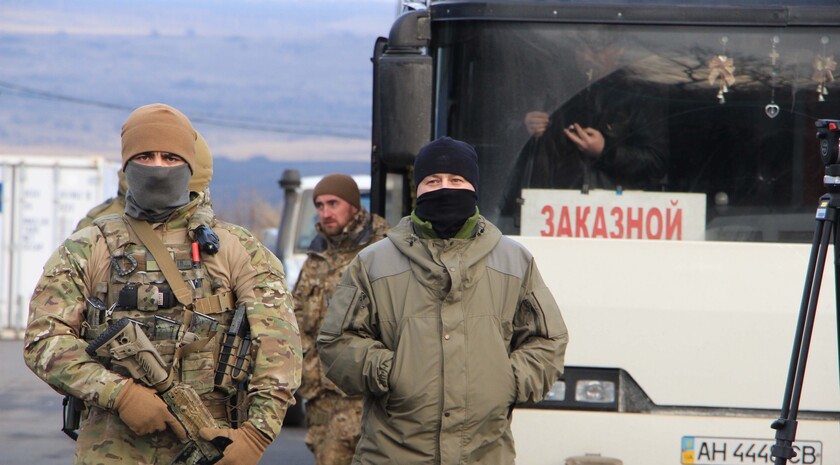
xmin=114 ymin=379 xmax=186 ymax=440
xmin=199 ymin=422 xmax=272 ymax=465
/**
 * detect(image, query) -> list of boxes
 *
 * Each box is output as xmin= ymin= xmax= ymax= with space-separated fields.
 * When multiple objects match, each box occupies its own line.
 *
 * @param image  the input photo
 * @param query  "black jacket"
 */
xmin=504 ymin=71 xmax=669 ymax=215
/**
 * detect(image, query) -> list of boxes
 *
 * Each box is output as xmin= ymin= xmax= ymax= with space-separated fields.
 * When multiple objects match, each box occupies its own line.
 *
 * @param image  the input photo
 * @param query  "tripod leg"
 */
xmin=771 ymin=200 xmax=835 ymax=465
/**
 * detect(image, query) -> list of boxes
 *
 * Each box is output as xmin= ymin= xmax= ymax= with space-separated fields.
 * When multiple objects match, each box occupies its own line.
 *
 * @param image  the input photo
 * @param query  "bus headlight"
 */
xmin=522 ymin=367 xmax=627 ymax=412
xmin=575 ymin=380 xmax=616 ymax=403
xmin=546 ymin=381 xmax=566 ymax=401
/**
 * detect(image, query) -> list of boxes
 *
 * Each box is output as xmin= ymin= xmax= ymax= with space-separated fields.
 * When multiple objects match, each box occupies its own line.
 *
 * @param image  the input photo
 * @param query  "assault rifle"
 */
xmin=86 ymin=317 xmax=232 ymax=465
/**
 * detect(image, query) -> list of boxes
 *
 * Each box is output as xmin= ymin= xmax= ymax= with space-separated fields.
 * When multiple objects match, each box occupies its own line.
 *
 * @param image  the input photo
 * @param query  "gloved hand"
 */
xmin=199 ymin=422 xmax=272 ymax=465
xmin=114 ymin=379 xmax=186 ymax=440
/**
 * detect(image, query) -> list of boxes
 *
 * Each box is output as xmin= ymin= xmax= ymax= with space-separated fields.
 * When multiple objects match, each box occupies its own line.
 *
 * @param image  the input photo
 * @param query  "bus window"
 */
xmin=435 ymin=22 xmax=840 ymax=242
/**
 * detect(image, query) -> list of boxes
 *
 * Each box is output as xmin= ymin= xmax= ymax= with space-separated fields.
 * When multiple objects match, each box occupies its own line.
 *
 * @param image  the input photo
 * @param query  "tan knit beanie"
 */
xmin=189 ymin=131 xmax=213 ymax=192
xmin=313 ymin=174 xmax=361 ymax=210
xmin=121 ymin=103 xmax=197 ymax=172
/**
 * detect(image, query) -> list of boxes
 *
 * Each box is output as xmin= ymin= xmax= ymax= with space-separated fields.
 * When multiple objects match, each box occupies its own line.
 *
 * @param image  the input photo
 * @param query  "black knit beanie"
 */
xmin=413 ymin=137 xmax=479 ymax=191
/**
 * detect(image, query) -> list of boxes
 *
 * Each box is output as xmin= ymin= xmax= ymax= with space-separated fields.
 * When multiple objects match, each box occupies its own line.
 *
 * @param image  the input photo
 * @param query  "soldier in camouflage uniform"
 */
xmin=24 ymin=103 xmax=302 ymax=465
xmin=293 ymin=174 xmax=388 ymax=465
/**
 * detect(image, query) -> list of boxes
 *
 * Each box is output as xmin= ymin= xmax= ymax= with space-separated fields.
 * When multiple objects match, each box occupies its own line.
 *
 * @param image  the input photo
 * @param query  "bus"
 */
xmin=369 ymin=1 xmax=840 ymax=463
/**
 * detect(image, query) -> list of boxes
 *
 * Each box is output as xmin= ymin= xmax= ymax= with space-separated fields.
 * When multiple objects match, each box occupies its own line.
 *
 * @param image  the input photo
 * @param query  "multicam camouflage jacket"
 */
xmin=24 ymin=192 xmax=302 ymax=446
xmin=292 ymin=208 xmax=388 ymax=400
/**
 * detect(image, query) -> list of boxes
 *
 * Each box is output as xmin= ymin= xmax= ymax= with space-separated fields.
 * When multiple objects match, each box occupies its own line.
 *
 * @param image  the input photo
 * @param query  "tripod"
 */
xmin=770 ymin=187 xmax=840 ymax=464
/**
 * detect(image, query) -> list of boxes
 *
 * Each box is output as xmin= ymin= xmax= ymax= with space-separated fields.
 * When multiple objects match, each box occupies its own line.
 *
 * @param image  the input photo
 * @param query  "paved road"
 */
xmin=0 ymin=340 xmax=314 ymax=465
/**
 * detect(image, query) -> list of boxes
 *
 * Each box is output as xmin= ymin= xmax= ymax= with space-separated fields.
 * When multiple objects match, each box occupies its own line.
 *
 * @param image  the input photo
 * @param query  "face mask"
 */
xmin=124 ymin=163 xmax=191 ymax=222
xmin=414 ymin=188 xmax=478 ymax=239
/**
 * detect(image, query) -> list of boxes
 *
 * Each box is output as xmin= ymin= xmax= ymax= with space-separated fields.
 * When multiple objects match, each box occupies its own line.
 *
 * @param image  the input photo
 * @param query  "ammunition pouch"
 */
xmin=200 ymin=388 xmax=249 ymax=429
xmin=210 ymin=303 xmax=252 ymax=427
xmin=61 ymin=395 xmax=83 ymax=441
xmin=118 ymin=284 xmax=178 ymax=311
xmin=226 ymin=388 xmax=249 ymax=429
xmin=82 ymin=297 xmax=111 ymax=342
xmin=214 ymin=304 xmax=252 ymax=387
xmin=179 ymin=331 xmax=217 ymax=397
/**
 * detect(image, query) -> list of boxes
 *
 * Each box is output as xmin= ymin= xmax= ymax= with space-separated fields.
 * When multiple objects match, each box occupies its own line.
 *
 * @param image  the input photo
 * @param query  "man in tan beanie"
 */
xmin=293 ymin=174 xmax=388 ymax=465
xmin=24 ymin=103 xmax=302 ymax=465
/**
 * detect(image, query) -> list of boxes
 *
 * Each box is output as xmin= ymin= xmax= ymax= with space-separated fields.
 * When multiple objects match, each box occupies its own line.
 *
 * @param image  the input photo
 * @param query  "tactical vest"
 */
xmin=83 ymin=213 xmax=248 ymax=426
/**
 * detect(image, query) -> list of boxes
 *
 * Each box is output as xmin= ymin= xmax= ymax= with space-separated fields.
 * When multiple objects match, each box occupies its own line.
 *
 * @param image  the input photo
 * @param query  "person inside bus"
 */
xmin=504 ymin=37 xmax=669 ymax=215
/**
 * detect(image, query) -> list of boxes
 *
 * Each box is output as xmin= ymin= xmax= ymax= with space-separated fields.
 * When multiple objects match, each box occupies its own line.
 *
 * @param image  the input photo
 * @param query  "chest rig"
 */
xmin=84 ymin=214 xmax=248 ymax=426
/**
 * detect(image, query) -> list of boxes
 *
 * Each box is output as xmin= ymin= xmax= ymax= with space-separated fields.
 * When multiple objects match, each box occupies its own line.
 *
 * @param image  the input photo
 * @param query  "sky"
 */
xmin=0 ymin=0 xmax=399 ymax=38
xmin=0 ymin=0 xmax=401 ymax=163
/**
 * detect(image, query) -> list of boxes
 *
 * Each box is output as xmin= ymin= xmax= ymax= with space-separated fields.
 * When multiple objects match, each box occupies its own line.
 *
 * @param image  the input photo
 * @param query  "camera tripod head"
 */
xmin=816 ymin=119 xmax=840 ymax=192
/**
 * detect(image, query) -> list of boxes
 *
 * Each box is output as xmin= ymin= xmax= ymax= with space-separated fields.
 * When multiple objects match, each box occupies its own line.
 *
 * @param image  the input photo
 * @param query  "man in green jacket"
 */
xmin=317 ymin=137 xmax=569 ymax=465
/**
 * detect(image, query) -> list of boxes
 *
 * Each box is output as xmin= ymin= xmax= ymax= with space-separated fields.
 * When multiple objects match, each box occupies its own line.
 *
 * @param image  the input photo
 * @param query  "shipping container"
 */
xmin=0 ymin=155 xmax=119 ymax=338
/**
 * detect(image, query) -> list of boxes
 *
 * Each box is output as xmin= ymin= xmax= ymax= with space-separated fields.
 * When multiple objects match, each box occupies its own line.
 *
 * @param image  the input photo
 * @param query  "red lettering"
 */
xmin=541 ymin=205 xmax=554 ymax=237
xmin=627 ymin=207 xmax=644 ymax=239
xmin=646 ymin=208 xmax=663 ymax=239
xmin=575 ymin=206 xmax=591 ymax=238
xmin=534 ymin=201 xmax=687 ymax=241
xmin=557 ymin=206 xmax=573 ymax=237
xmin=610 ymin=207 xmax=624 ymax=238
xmin=667 ymin=208 xmax=682 ymax=240
xmin=592 ymin=207 xmax=608 ymax=238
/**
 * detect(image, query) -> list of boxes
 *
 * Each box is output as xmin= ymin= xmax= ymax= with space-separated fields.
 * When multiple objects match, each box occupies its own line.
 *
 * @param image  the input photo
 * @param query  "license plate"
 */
xmin=681 ymin=436 xmax=822 ymax=465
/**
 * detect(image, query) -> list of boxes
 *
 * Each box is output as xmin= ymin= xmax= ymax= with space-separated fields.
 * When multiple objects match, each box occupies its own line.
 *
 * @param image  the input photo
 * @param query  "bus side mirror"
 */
xmin=375 ymin=10 xmax=432 ymax=168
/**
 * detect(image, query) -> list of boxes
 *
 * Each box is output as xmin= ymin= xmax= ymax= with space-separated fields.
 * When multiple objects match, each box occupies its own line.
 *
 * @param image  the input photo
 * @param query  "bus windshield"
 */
xmin=435 ymin=21 xmax=840 ymax=242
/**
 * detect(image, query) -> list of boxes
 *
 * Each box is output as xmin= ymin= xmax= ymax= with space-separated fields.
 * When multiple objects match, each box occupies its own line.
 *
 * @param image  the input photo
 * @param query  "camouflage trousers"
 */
xmin=304 ymin=392 xmax=363 ymax=465
xmin=74 ymin=406 xmax=183 ymax=465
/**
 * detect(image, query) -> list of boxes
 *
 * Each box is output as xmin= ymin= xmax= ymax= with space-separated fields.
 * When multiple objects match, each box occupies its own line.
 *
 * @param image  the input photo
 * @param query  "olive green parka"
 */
xmin=318 ymin=215 xmax=568 ymax=465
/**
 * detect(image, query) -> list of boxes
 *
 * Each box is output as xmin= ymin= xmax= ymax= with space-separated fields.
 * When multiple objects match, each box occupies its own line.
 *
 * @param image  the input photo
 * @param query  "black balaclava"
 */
xmin=124 ymin=163 xmax=191 ymax=222
xmin=413 ymin=137 xmax=480 ymax=239
xmin=415 ymin=188 xmax=478 ymax=238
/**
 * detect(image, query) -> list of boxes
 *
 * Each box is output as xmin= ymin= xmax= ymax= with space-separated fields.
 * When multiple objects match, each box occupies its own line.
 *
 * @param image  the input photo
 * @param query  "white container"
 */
xmin=0 ymin=155 xmax=119 ymax=336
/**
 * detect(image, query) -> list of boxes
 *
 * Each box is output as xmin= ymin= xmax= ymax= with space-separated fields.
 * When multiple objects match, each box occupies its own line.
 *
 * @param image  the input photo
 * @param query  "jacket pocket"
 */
xmin=319 ymin=284 xmax=357 ymax=339
xmin=527 ymin=286 xmax=567 ymax=339
xmin=384 ymin=343 xmax=400 ymax=408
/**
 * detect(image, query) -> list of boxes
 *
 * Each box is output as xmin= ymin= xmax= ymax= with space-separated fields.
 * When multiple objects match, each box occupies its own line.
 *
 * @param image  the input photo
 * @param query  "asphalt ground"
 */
xmin=0 ymin=340 xmax=315 ymax=465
